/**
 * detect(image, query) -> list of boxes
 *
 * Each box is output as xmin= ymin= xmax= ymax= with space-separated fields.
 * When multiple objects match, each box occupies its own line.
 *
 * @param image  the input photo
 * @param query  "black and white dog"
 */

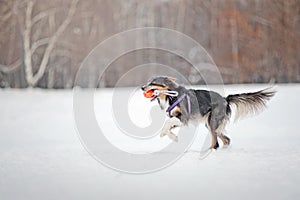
xmin=141 ymin=76 xmax=275 ymax=149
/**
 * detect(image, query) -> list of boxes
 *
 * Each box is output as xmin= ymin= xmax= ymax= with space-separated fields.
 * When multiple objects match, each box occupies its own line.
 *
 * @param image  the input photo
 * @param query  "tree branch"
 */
xmin=31 ymin=8 xmax=60 ymax=26
xmin=0 ymin=59 xmax=21 ymax=73
xmin=31 ymin=0 xmax=79 ymax=85
xmin=31 ymin=38 xmax=76 ymax=54
xmin=31 ymin=37 xmax=50 ymax=53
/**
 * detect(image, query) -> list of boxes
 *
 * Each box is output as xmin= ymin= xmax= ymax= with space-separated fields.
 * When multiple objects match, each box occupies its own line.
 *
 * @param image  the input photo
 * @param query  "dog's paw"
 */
xmin=160 ymin=131 xmax=167 ymax=137
xmin=168 ymin=133 xmax=178 ymax=142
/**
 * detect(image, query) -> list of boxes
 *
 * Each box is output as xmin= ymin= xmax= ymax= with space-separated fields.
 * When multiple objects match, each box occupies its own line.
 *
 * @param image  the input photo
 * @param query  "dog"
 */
xmin=141 ymin=76 xmax=276 ymax=149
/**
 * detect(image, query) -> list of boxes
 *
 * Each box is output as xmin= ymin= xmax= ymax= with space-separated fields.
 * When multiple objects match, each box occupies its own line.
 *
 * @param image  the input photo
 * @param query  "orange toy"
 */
xmin=143 ymin=89 xmax=155 ymax=98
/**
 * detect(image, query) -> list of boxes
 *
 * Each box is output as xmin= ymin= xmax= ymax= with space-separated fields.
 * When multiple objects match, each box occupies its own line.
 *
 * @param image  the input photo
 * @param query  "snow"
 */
xmin=0 ymin=84 xmax=299 ymax=200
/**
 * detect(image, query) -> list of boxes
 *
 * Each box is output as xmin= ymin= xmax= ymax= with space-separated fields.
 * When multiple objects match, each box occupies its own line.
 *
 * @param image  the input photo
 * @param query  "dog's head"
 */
xmin=141 ymin=76 xmax=178 ymax=92
xmin=141 ymin=76 xmax=178 ymax=109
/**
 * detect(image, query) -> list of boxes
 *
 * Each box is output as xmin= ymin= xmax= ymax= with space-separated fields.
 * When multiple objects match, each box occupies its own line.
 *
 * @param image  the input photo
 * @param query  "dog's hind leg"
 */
xmin=205 ymin=115 xmax=219 ymax=149
xmin=209 ymin=131 xmax=219 ymax=149
xmin=216 ymin=118 xmax=231 ymax=147
xmin=160 ymin=117 xmax=182 ymax=142
xmin=218 ymin=134 xmax=230 ymax=147
xmin=206 ymin=101 xmax=228 ymax=149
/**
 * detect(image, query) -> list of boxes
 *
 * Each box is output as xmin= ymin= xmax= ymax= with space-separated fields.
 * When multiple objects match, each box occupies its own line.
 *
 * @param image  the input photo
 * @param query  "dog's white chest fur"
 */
xmin=157 ymin=98 xmax=168 ymax=110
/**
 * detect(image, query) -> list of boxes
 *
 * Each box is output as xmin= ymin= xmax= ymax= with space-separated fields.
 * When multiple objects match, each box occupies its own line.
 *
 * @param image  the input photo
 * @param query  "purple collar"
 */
xmin=166 ymin=93 xmax=191 ymax=117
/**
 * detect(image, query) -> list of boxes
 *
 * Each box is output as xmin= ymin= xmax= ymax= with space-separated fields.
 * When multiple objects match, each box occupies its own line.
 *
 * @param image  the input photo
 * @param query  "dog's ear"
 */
xmin=167 ymin=76 xmax=176 ymax=83
xmin=167 ymin=77 xmax=178 ymax=85
xmin=165 ymin=76 xmax=179 ymax=89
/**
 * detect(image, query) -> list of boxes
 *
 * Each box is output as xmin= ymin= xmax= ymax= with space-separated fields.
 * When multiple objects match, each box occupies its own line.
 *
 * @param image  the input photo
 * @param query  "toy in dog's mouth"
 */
xmin=143 ymin=89 xmax=179 ymax=101
xmin=143 ymin=89 xmax=159 ymax=101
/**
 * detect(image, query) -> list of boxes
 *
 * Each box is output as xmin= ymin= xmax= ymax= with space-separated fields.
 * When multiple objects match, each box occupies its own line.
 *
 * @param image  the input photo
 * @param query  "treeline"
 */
xmin=0 ymin=0 xmax=299 ymax=88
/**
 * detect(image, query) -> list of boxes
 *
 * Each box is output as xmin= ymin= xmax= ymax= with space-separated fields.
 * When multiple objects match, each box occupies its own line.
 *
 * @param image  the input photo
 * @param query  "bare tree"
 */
xmin=0 ymin=0 xmax=80 ymax=87
xmin=0 ymin=0 xmax=21 ymax=74
xmin=22 ymin=0 xmax=79 ymax=87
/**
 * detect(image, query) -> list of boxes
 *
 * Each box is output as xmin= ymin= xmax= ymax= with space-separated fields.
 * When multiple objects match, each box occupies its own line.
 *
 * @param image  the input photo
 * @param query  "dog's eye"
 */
xmin=151 ymin=83 xmax=165 ymax=87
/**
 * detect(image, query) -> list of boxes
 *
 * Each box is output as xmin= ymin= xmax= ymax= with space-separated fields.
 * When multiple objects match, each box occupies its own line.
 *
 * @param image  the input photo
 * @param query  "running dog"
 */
xmin=141 ymin=76 xmax=276 ymax=149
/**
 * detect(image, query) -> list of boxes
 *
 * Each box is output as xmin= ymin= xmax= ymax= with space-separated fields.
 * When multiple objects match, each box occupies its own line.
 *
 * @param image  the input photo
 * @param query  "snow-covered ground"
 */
xmin=0 ymin=84 xmax=299 ymax=200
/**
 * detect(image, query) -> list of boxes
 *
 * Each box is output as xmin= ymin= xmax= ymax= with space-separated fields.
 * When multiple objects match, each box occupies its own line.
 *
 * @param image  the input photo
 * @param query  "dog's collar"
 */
xmin=166 ymin=93 xmax=191 ymax=117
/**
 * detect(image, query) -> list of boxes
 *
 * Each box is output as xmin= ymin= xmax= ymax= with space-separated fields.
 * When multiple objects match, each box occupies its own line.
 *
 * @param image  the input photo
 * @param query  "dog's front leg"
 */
xmin=160 ymin=117 xmax=182 ymax=142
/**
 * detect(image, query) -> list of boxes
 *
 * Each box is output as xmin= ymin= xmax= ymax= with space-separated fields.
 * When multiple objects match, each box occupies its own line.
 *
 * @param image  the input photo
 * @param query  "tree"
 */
xmin=0 ymin=0 xmax=79 ymax=87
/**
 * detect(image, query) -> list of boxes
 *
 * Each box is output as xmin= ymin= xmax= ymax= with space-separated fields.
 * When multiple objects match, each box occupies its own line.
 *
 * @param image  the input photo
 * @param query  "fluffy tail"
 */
xmin=226 ymin=87 xmax=276 ymax=121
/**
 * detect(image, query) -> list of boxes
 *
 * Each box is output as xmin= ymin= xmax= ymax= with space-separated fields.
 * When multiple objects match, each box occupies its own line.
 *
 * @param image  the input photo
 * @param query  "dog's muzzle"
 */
xmin=141 ymin=85 xmax=147 ymax=91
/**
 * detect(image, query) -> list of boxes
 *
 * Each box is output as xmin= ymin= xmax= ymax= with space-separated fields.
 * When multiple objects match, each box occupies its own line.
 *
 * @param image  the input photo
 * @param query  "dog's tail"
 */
xmin=226 ymin=87 xmax=276 ymax=121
